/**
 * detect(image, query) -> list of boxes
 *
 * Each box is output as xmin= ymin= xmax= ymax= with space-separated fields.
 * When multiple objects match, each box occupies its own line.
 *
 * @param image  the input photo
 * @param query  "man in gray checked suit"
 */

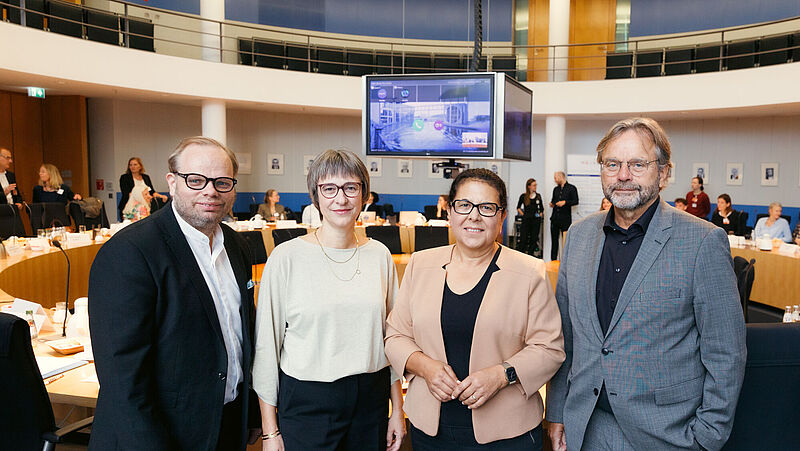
xmin=546 ymin=118 xmax=746 ymax=451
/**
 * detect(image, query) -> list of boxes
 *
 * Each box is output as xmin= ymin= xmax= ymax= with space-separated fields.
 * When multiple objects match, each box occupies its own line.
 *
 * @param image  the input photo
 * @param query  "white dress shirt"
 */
xmin=0 ymin=171 xmax=12 ymax=204
xmin=173 ymin=203 xmax=244 ymax=403
xmin=301 ymin=204 xmax=321 ymax=226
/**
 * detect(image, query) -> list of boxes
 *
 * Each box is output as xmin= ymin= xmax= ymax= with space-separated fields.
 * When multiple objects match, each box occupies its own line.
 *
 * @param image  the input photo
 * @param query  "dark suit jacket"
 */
xmin=0 ymin=170 xmax=23 ymax=204
xmin=88 ymin=204 xmax=257 ymax=451
xmin=710 ymin=209 xmax=743 ymax=236
xmin=550 ymin=182 xmax=579 ymax=227
xmin=118 ymin=173 xmax=156 ymax=219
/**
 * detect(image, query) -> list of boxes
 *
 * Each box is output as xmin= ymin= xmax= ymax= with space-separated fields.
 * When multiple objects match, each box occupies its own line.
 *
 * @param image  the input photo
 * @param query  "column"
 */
xmin=202 ymin=100 xmax=227 ymax=145
xmin=544 ymin=115 xmax=566 ymax=261
xmin=200 ymin=0 xmax=224 ymax=63
xmin=548 ymin=0 xmax=570 ymax=82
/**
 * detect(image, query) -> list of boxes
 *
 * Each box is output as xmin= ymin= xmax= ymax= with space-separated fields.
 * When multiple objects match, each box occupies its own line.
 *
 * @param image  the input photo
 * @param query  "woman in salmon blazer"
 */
xmin=385 ymin=168 xmax=565 ymax=450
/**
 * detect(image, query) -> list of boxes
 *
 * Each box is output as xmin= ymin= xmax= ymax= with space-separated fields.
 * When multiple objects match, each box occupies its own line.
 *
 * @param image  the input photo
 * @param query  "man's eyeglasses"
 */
xmin=600 ymin=159 xmax=657 ymax=176
xmin=172 ymin=172 xmax=237 ymax=193
xmin=317 ymin=182 xmax=362 ymax=199
xmin=450 ymin=199 xmax=504 ymax=217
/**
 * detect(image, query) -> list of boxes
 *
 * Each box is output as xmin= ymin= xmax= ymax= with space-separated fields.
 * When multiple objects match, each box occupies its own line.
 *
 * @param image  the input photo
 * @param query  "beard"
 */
xmin=603 ymin=179 xmax=660 ymax=211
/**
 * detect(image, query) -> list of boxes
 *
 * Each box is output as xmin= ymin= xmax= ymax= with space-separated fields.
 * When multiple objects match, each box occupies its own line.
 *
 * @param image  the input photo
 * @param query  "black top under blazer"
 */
xmin=118 ymin=173 xmax=156 ymax=218
xmin=88 ymin=203 xmax=257 ymax=451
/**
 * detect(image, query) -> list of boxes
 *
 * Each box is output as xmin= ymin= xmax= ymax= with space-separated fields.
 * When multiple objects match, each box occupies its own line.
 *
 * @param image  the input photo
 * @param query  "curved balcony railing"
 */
xmin=2 ymin=0 xmax=800 ymax=81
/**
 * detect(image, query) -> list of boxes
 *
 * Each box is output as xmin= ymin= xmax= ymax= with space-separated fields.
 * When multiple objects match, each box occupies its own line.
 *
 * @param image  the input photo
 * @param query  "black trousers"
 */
xmin=278 ymin=367 xmax=390 ymax=451
xmin=550 ymin=221 xmax=570 ymax=261
xmin=216 ymin=389 xmax=243 ymax=451
xmin=410 ymin=423 xmax=542 ymax=451
xmin=518 ymin=216 xmax=541 ymax=256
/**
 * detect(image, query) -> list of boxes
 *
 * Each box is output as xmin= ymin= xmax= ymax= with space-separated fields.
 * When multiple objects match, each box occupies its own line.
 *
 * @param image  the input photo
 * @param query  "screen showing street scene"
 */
xmin=367 ymin=76 xmax=493 ymax=157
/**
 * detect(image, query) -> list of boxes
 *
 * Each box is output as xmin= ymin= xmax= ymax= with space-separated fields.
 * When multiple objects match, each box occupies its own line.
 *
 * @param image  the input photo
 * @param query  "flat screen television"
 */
xmin=363 ymin=72 xmax=531 ymax=161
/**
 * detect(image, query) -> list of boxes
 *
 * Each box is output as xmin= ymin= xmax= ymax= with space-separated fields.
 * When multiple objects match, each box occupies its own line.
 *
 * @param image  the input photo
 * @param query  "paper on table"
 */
xmin=35 ymin=355 xmax=88 ymax=379
xmin=81 ymin=374 xmax=99 ymax=384
xmin=1 ymin=298 xmax=55 ymax=334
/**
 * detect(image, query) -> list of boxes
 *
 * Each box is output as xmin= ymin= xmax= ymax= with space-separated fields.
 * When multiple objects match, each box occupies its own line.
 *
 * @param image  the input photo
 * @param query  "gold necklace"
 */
xmin=314 ymin=230 xmax=362 ymax=281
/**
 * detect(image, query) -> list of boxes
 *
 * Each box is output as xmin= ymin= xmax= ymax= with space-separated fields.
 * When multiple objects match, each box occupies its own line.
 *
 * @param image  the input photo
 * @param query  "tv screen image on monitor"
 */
xmin=366 ymin=74 xmax=494 ymax=157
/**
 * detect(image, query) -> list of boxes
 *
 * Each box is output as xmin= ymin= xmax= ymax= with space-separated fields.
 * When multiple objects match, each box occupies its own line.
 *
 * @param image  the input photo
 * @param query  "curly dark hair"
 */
xmin=447 ymin=168 xmax=507 ymax=212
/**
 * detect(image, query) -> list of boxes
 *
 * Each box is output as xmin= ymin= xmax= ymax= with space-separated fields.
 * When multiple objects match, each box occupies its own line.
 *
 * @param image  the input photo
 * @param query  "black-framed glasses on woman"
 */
xmin=317 ymin=182 xmax=362 ymax=199
xmin=172 ymin=172 xmax=237 ymax=193
xmin=450 ymin=199 xmax=504 ymax=217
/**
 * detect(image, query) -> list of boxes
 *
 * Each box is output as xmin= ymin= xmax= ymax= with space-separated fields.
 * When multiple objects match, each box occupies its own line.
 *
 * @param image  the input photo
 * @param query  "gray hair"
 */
xmin=168 ymin=137 xmax=239 ymax=176
xmin=306 ymin=149 xmax=370 ymax=209
xmin=596 ymin=117 xmax=673 ymax=170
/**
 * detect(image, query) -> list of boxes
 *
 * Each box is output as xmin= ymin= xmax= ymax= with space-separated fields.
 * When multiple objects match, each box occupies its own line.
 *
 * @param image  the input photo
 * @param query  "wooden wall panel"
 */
xmin=9 ymin=93 xmax=45 ymax=203
xmin=42 ymin=96 xmax=89 ymax=198
xmin=568 ymin=0 xmax=616 ymax=81
xmin=527 ymin=0 xmax=550 ymax=82
xmin=0 ymin=93 xmax=12 ymax=153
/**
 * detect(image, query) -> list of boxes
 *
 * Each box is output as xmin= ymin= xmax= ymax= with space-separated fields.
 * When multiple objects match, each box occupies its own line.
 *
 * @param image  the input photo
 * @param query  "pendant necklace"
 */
xmin=314 ymin=229 xmax=361 ymax=281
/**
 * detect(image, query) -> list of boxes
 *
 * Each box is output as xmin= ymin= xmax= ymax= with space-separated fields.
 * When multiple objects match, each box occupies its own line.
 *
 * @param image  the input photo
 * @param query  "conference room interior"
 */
xmin=1 ymin=0 xmax=800 ymax=449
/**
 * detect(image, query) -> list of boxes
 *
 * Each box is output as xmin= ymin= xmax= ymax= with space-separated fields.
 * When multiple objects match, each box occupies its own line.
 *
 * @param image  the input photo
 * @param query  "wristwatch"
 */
xmin=502 ymin=362 xmax=518 ymax=385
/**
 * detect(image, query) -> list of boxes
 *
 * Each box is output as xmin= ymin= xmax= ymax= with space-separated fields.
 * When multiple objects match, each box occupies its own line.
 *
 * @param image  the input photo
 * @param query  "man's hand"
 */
xmin=556 ymin=200 xmax=566 ymax=207
xmin=453 ymin=365 xmax=507 ymax=410
xmin=4 ymin=183 xmax=15 ymax=195
xmin=549 ymin=422 xmax=566 ymax=451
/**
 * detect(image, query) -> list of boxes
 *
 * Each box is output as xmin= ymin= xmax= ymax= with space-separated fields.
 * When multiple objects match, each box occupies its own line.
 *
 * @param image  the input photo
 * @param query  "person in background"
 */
xmin=710 ymin=193 xmax=742 ymax=235
xmin=793 ymin=221 xmax=800 ymax=245
xmin=516 ymin=178 xmax=544 ymax=256
xmin=599 ymin=197 xmax=612 ymax=211
xmin=674 ymin=197 xmax=688 ymax=211
xmin=302 ymin=203 xmax=322 ymax=227
xmin=88 ymin=137 xmax=260 ymax=450
xmin=434 ymin=194 xmax=449 ymax=220
xmin=32 ymin=163 xmax=81 ymax=204
xmin=258 ymin=189 xmax=286 ymax=222
xmin=0 ymin=148 xmax=23 ymax=209
xmin=547 ymin=117 xmax=745 ymax=451
xmin=753 ymin=202 xmax=792 ymax=242
xmin=254 ymin=149 xmax=405 ymax=451
xmin=685 ymin=176 xmax=710 ymax=219
xmin=549 ymin=171 xmax=579 ymax=261
xmin=386 ymin=168 xmax=564 ymax=450
xmin=119 ymin=157 xmax=169 ymax=221
xmin=364 ymin=191 xmax=381 ymax=213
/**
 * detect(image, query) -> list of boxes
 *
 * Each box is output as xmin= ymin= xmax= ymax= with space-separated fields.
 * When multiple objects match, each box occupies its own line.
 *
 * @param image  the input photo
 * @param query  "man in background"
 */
xmin=549 ymin=171 xmax=579 ymax=260
xmin=547 ymin=117 xmax=745 ymax=450
xmin=0 ymin=148 xmax=23 ymax=208
xmin=89 ymin=137 xmax=259 ymax=450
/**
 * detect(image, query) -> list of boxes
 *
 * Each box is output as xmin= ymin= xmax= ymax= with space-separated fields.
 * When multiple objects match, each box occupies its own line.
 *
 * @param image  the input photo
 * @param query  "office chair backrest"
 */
xmin=239 ymin=231 xmax=268 ymax=265
xmin=0 ymin=204 xmax=26 ymax=238
xmin=272 ymin=228 xmax=308 ymax=247
xmin=0 ymin=312 xmax=56 ymax=450
xmin=754 ymin=213 xmax=792 ymax=225
xmin=722 ymin=323 xmax=800 ymax=450
xmin=365 ymin=225 xmax=402 ymax=254
xmin=415 ymin=226 xmax=450 ymax=252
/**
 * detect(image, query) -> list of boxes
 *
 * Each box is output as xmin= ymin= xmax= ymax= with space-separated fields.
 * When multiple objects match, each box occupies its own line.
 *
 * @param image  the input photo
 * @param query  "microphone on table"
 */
xmin=51 ymin=239 xmax=71 ymax=337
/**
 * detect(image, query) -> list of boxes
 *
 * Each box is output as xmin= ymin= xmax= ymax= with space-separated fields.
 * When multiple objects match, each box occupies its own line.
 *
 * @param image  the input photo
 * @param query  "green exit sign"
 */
xmin=27 ymin=87 xmax=46 ymax=98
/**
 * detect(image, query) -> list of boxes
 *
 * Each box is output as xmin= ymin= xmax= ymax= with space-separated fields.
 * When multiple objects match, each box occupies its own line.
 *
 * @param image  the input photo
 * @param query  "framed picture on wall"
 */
xmin=397 ymin=159 xmax=412 ymax=178
xmin=692 ymin=163 xmax=709 ymax=184
xmin=235 ymin=153 xmax=252 ymax=174
xmin=485 ymin=161 xmax=501 ymax=177
xmin=267 ymin=153 xmax=284 ymax=175
xmin=366 ymin=157 xmax=382 ymax=177
xmin=761 ymin=162 xmax=778 ymax=186
xmin=726 ymin=163 xmax=743 ymax=186
xmin=303 ymin=155 xmax=316 ymax=176
xmin=428 ymin=160 xmax=445 ymax=178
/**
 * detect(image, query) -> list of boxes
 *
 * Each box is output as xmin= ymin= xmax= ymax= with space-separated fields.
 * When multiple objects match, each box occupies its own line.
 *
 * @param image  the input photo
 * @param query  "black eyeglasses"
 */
xmin=451 ymin=199 xmax=504 ymax=217
xmin=317 ymin=182 xmax=362 ymax=199
xmin=173 ymin=172 xmax=237 ymax=193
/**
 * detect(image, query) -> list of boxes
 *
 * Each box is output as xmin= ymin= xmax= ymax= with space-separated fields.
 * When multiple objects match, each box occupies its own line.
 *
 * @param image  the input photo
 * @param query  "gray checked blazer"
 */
xmin=546 ymin=198 xmax=746 ymax=451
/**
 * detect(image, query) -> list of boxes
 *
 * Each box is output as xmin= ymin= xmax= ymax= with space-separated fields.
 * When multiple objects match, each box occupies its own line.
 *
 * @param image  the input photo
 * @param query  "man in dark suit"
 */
xmin=89 ymin=137 xmax=260 ymax=450
xmin=0 ymin=148 xmax=23 ymax=207
xmin=549 ymin=171 xmax=579 ymax=260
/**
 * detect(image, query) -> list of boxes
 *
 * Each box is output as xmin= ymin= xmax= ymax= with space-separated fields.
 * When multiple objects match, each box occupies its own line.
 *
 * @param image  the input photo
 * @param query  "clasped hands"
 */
xmin=421 ymin=358 xmax=507 ymax=409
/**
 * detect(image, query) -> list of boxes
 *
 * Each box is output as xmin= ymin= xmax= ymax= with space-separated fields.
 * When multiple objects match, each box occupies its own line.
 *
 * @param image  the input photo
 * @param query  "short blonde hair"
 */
xmin=306 ymin=149 xmax=370 ymax=210
xmin=168 ymin=137 xmax=238 ymax=176
xmin=39 ymin=164 xmax=63 ymax=187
